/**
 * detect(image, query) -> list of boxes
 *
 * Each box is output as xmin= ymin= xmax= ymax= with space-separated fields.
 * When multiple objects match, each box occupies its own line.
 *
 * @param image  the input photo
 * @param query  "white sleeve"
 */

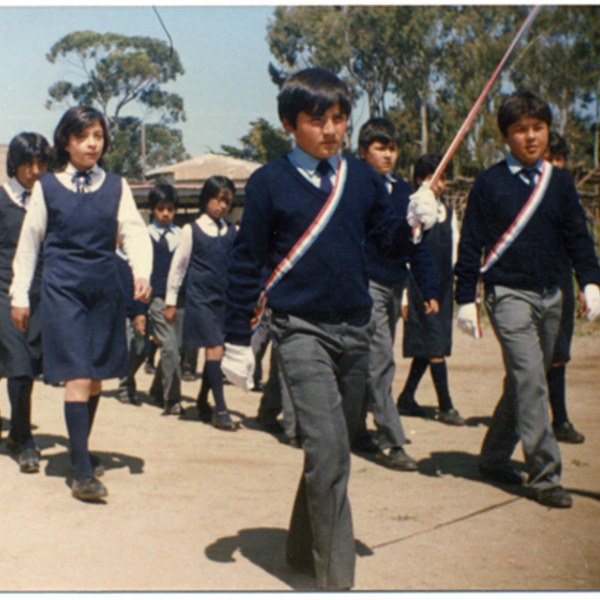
xmin=165 ymin=223 xmax=193 ymax=306
xmin=10 ymin=181 xmax=47 ymax=308
xmin=117 ymin=178 xmax=153 ymax=281
xmin=451 ymin=208 xmax=460 ymax=268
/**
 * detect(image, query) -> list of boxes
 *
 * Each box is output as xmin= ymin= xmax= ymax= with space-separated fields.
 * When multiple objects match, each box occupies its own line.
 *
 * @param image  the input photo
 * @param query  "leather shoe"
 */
xmin=534 ymin=485 xmax=573 ymax=509
xmin=163 ymin=401 xmax=182 ymax=416
xmin=72 ymin=476 xmax=108 ymax=501
xmin=376 ymin=446 xmax=418 ymax=471
xmin=437 ymin=408 xmax=465 ymax=426
xmin=553 ymin=422 xmax=585 ymax=444
xmin=397 ymin=393 xmax=426 ymax=418
xmin=479 ymin=464 xmax=523 ymax=485
xmin=19 ymin=448 xmax=40 ymax=473
xmin=212 ymin=411 xmax=239 ymax=431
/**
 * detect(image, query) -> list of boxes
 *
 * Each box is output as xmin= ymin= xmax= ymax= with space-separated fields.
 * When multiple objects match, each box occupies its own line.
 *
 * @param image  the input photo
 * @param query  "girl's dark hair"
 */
xmin=497 ymin=91 xmax=552 ymax=137
xmin=278 ymin=67 xmax=352 ymax=129
xmin=7 ymin=132 xmax=51 ymax=177
xmin=198 ymin=175 xmax=236 ymax=213
xmin=413 ymin=153 xmax=443 ymax=189
xmin=51 ymin=106 xmax=111 ymax=172
xmin=148 ymin=182 xmax=179 ymax=210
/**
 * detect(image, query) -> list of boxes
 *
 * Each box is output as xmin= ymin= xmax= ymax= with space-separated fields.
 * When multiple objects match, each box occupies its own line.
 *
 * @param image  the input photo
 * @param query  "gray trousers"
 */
xmin=363 ymin=280 xmax=407 ymax=449
xmin=118 ymin=316 xmax=148 ymax=400
xmin=481 ymin=285 xmax=563 ymax=491
xmin=271 ymin=312 xmax=373 ymax=590
xmin=148 ymin=297 xmax=182 ymax=403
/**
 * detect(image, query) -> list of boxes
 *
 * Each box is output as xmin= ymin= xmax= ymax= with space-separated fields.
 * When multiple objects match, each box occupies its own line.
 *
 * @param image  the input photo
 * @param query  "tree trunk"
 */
xmin=420 ymin=93 xmax=428 ymax=156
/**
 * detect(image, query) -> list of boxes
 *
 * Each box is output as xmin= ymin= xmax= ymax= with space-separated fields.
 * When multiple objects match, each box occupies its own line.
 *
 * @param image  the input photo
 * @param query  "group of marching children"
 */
xmin=1 ymin=67 xmax=600 ymax=591
xmin=1 ymin=105 xmax=240 ymax=502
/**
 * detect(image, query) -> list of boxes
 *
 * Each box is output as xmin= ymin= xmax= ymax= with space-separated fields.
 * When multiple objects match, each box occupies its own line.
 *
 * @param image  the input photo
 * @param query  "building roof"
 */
xmin=146 ymin=152 xmax=261 ymax=185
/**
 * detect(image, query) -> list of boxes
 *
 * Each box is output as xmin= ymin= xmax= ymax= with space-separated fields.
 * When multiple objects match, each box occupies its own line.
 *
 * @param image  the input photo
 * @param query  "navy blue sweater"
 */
xmin=224 ymin=155 xmax=420 ymax=345
xmin=365 ymin=176 xmax=439 ymax=301
xmin=455 ymin=160 xmax=600 ymax=304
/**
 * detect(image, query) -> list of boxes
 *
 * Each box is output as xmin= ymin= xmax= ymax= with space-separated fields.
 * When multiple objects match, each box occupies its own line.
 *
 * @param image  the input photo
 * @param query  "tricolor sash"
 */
xmin=473 ymin=160 xmax=553 ymax=338
xmin=250 ymin=156 xmax=348 ymax=330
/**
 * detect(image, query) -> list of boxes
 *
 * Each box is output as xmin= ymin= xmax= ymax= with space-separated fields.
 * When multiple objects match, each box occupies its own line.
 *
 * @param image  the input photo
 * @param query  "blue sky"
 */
xmin=0 ymin=5 xmax=287 ymax=158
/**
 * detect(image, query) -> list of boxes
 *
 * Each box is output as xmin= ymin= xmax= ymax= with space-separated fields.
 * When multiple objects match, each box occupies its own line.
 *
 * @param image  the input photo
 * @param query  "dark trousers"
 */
xmin=270 ymin=312 xmax=373 ymax=590
xmin=482 ymin=285 xmax=563 ymax=491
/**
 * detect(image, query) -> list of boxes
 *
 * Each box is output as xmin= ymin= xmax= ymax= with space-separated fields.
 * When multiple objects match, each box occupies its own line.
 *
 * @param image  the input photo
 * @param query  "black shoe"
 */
xmin=397 ymin=393 xmax=426 ymax=418
xmin=534 ymin=485 xmax=573 ymax=509
xmin=351 ymin=432 xmax=380 ymax=455
xmin=144 ymin=362 xmax=156 ymax=375
xmin=553 ymin=422 xmax=585 ymax=444
xmin=90 ymin=453 xmax=105 ymax=477
xmin=118 ymin=391 xmax=138 ymax=405
xmin=479 ymin=464 xmax=523 ymax=485
xmin=163 ymin=401 xmax=182 ymax=416
xmin=256 ymin=415 xmax=284 ymax=434
xmin=196 ymin=401 xmax=213 ymax=423
xmin=72 ymin=476 xmax=108 ymax=501
xmin=437 ymin=408 xmax=465 ymax=426
xmin=19 ymin=448 xmax=40 ymax=473
xmin=212 ymin=411 xmax=239 ymax=431
xmin=182 ymin=371 xmax=196 ymax=382
xmin=376 ymin=446 xmax=418 ymax=471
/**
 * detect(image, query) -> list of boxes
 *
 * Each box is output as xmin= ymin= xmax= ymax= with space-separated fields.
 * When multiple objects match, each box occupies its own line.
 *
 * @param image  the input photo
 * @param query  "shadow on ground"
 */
xmin=205 ymin=528 xmax=373 ymax=590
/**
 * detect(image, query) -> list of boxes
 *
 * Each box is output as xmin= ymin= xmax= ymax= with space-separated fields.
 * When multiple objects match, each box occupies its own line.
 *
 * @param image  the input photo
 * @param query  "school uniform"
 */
xmin=363 ymin=173 xmax=438 ymax=451
xmin=403 ymin=197 xmax=458 ymax=359
xmin=224 ymin=147 xmax=421 ymax=590
xmin=0 ymin=179 xmax=42 ymax=455
xmin=11 ymin=163 xmax=152 ymax=385
xmin=167 ymin=213 xmax=236 ymax=350
xmin=147 ymin=221 xmax=183 ymax=406
xmin=455 ymin=155 xmax=600 ymax=493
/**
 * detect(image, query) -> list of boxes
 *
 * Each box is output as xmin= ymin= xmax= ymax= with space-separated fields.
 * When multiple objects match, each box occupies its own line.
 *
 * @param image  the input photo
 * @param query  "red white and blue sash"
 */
xmin=250 ymin=156 xmax=348 ymax=330
xmin=473 ymin=160 xmax=553 ymax=338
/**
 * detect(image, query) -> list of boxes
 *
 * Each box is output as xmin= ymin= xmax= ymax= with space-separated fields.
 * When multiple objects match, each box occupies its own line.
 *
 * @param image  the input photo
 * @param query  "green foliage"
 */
xmin=46 ymin=31 xmax=188 ymax=178
xmin=221 ymin=118 xmax=292 ymax=164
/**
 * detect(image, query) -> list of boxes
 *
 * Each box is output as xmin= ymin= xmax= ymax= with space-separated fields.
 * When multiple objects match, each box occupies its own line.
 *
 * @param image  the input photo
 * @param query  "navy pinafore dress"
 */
xmin=40 ymin=172 xmax=128 ymax=384
xmin=0 ymin=188 xmax=43 ymax=378
xmin=182 ymin=220 xmax=236 ymax=349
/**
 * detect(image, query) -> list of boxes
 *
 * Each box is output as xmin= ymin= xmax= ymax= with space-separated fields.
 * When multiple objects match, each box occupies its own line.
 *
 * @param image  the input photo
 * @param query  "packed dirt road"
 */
xmin=1 ymin=320 xmax=598 ymax=591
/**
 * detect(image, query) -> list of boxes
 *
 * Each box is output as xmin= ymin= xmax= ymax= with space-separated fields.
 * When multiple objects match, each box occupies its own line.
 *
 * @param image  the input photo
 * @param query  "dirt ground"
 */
xmin=0 ymin=319 xmax=599 ymax=592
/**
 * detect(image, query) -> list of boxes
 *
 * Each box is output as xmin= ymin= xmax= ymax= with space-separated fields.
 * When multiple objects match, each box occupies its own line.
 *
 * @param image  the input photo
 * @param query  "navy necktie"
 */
xmin=20 ymin=190 xmax=30 ymax=207
xmin=158 ymin=230 xmax=169 ymax=250
xmin=521 ymin=167 xmax=538 ymax=187
xmin=316 ymin=160 xmax=333 ymax=194
xmin=73 ymin=170 xmax=92 ymax=193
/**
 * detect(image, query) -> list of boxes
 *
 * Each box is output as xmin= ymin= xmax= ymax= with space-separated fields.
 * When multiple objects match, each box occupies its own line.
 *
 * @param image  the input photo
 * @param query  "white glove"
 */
xmin=584 ymin=284 xmax=600 ymax=321
xmin=222 ymin=343 xmax=255 ymax=393
xmin=407 ymin=184 xmax=438 ymax=231
xmin=456 ymin=303 xmax=479 ymax=339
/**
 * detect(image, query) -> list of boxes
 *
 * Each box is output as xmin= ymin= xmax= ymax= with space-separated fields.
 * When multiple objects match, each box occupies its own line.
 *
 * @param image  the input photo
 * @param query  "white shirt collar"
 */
xmin=288 ymin=145 xmax=339 ymax=176
xmin=4 ymin=177 xmax=31 ymax=209
xmin=505 ymin=154 xmax=543 ymax=176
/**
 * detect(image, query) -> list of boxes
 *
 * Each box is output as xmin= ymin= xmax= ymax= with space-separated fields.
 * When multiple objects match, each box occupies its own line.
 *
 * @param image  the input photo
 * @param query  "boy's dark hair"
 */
xmin=7 ymin=132 xmax=51 ymax=177
xmin=278 ymin=68 xmax=352 ymax=129
xmin=497 ymin=91 xmax=552 ymax=136
xmin=358 ymin=118 xmax=400 ymax=151
xmin=148 ymin=183 xmax=179 ymax=210
xmin=548 ymin=131 xmax=570 ymax=160
xmin=413 ymin=153 xmax=443 ymax=189
xmin=52 ymin=105 xmax=111 ymax=172
xmin=198 ymin=175 xmax=236 ymax=213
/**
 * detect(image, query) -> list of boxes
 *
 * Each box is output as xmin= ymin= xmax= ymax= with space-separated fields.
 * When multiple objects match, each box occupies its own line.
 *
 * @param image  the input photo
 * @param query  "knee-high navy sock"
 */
xmin=400 ymin=358 xmax=429 ymax=400
xmin=205 ymin=360 xmax=227 ymax=414
xmin=64 ymin=402 xmax=93 ymax=481
xmin=7 ymin=376 xmax=34 ymax=450
xmin=429 ymin=360 xmax=453 ymax=412
xmin=547 ymin=365 xmax=568 ymax=427
xmin=87 ymin=393 xmax=100 ymax=437
xmin=197 ymin=362 xmax=212 ymax=405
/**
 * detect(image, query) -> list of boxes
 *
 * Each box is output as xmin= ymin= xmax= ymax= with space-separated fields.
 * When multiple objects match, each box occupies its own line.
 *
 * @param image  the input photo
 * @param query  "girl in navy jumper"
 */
xmin=0 ymin=133 xmax=50 ymax=473
xmin=11 ymin=106 xmax=152 ymax=501
xmin=165 ymin=176 xmax=238 ymax=431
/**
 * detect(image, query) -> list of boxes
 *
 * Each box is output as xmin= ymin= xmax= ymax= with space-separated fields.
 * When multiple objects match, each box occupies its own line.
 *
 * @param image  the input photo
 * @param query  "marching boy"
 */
xmin=454 ymin=91 xmax=600 ymax=509
xmin=222 ymin=68 xmax=437 ymax=589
